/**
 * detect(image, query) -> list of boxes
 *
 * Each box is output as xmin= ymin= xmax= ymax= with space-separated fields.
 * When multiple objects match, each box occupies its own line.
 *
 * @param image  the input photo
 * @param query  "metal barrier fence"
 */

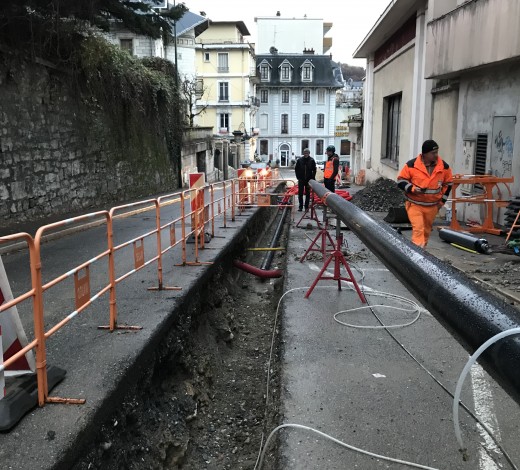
xmin=0 ymin=173 xmax=294 ymax=409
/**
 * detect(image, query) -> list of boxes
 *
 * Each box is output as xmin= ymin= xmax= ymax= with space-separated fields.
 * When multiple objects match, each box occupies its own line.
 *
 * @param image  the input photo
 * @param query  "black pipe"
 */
xmin=309 ymin=180 xmax=520 ymax=406
xmin=260 ymin=206 xmax=290 ymax=271
xmin=438 ymin=228 xmax=491 ymax=254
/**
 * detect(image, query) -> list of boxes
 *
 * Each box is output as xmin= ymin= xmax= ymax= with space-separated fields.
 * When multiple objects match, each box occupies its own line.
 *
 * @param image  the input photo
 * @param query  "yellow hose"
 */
xmin=246 ymin=247 xmax=285 ymax=252
xmin=450 ymin=243 xmax=477 ymax=254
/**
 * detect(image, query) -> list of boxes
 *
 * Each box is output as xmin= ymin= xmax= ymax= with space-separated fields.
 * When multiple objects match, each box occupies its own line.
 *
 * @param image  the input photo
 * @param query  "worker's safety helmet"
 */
xmin=326 ymin=145 xmax=335 ymax=153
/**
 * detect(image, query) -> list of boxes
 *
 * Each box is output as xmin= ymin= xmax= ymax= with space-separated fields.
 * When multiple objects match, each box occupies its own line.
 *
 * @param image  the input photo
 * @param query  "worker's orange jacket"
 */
xmin=397 ymin=155 xmax=453 ymax=206
xmin=323 ymin=156 xmax=339 ymax=179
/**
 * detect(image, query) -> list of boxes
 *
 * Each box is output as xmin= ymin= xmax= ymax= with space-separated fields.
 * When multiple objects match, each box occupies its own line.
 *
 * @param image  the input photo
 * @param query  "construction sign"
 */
xmin=237 ymin=169 xmax=249 ymax=207
xmin=0 ymin=256 xmax=36 ymax=399
xmin=189 ymin=173 xmax=206 ymax=232
xmin=0 ymin=327 xmax=4 ymax=398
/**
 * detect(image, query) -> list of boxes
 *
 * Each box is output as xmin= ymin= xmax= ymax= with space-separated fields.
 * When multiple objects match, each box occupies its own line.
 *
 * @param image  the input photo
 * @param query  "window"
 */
xmin=301 ymin=140 xmax=310 ymax=154
xmin=120 ymin=39 xmax=133 ymax=55
xmin=281 ymin=89 xmax=290 ymax=104
xmin=316 ymin=139 xmax=324 ymax=156
xmin=195 ymin=78 xmax=204 ymax=98
xmin=340 ymin=140 xmax=351 ymax=155
xmin=317 ymin=89 xmax=325 ymax=104
xmin=317 ymin=113 xmax=325 ymax=128
xmin=260 ymin=89 xmax=269 ymax=103
xmin=281 ymin=64 xmax=291 ymax=82
xmin=383 ymin=93 xmax=402 ymax=162
xmin=302 ymin=64 xmax=313 ymax=82
xmin=475 ymin=134 xmax=488 ymax=175
xmin=204 ymin=52 xmax=210 ymax=62
xmin=302 ymin=114 xmax=310 ymax=129
xmin=281 ymin=114 xmax=289 ymax=134
xmin=260 ymin=64 xmax=270 ymax=81
xmin=260 ymin=113 xmax=268 ymax=130
xmin=218 ymin=82 xmax=229 ymax=102
xmin=218 ymin=53 xmax=229 ymax=73
xmin=260 ymin=140 xmax=269 ymax=155
xmin=473 ymin=133 xmax=488 ymax=192
xmin=303 ymin=89 xmax=311 ymax=104
xmin=219 ymin=113 xmax=229 ymax=132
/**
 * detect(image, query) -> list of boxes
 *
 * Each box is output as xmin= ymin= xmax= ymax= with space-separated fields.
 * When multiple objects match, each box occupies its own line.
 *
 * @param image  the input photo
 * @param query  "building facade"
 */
xmin=255 ymin=51 xmax=344 ymax=166
xmin=193 ymin=21 xmax=259 ymax=166
xmin=354 ymin=0 xmax=520 ymax=226
xmin=104 ymin=10 xmax=209 ymax=79
xmin=255 ymin=16 xmax=333 ymax=55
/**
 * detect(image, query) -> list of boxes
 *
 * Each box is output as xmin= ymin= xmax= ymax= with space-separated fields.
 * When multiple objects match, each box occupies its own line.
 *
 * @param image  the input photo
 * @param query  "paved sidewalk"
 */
xmin=276 ymin=205 xmax=520 ymax=469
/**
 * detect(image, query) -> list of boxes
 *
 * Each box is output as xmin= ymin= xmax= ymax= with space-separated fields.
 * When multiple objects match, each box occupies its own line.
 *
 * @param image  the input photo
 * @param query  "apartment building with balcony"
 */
xmin=193 ymin=21 xmax=259 ymax=165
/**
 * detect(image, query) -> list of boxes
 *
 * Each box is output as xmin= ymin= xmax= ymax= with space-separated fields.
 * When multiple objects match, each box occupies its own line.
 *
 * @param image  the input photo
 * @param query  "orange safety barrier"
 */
xmin=0 ymin=233 xmax=44 ymax=403
xmin=0 ymin=174 xmax=286 ymax=414
xmin=448 ymin=174 xmax=514 ymax=235
xmin=34 ymin=212 xmax=114 ymax=404
xmin=148 ymin=192 xmax=184 ymax=292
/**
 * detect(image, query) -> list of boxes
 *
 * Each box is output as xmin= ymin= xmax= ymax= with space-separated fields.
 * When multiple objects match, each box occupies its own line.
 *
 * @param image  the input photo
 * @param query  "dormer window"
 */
xmin=301 ymin=61 xmax=314 ymax=82
xmin=260 ymin=63 xmax=270 ymax=81
xmin=281 ymin=65 xmax=291 ymax=82
xmin=279 ymin=60 xmax=293 ymax=83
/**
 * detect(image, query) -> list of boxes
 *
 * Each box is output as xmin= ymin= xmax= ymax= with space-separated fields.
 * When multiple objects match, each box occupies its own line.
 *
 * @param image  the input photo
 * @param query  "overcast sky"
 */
xmin=177 ymin=0 xmax=391 ymax=67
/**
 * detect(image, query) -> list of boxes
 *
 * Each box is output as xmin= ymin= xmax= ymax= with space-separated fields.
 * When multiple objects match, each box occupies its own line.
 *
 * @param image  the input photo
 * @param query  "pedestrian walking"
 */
xmin=294 ymin=148 xmax=316 ymax=211
xmin=323 ymin=145 xmax=339 ymax=192
xmin=397 ymin=139 xmax=453 ymax=247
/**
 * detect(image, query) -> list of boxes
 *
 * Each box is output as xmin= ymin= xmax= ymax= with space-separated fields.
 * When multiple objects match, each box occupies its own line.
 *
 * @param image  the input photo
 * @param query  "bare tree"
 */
xmin=180 ymin=75 xmax=209 ymax=127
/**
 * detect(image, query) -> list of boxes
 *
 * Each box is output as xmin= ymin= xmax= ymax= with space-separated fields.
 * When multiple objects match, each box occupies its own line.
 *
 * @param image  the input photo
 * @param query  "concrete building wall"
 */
xmin=256 ymin=18 xmax=324 ymax=54
xmin=456 ymin=62 xmax=520 ymax=197
xmin=431 ymin=88 xmax=459 ymax=168
xmin=368 ymin=47 xmax=415 ymax=181
xmin=426 ymin=0 xmax=520 ymax=78
xmin=197 ymin=23 xmax=244 ymax=42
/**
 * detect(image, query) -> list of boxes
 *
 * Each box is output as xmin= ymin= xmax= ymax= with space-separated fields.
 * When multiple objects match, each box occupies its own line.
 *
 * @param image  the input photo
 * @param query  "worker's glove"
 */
xmin=413 ymin=186 xmax=426 ymax=193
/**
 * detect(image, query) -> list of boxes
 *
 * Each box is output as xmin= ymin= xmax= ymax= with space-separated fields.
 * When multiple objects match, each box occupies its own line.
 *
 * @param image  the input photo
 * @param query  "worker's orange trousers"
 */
xmin=405 ymin=202 xmax=439 ymax=248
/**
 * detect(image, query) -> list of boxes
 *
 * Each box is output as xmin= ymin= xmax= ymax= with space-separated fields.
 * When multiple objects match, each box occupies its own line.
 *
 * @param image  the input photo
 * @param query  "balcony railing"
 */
xmin=217 ymin=66 xmax=229 ymax=73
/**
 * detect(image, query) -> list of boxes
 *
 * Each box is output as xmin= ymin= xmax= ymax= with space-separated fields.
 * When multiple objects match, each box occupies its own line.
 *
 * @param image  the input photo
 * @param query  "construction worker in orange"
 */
xmin=323 ymin=145 xmax=340 ymax=193
xmin=397 ymin=140 xmax=453 ymax=247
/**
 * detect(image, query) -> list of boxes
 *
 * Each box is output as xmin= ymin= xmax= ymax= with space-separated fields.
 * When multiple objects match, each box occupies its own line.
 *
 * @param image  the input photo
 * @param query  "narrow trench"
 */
xmin=73 ymin=207 xmax=289 ymax=470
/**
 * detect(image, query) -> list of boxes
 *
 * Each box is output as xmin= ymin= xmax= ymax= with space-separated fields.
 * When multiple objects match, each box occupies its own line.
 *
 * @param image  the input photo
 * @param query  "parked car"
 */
xmin=315 ymin=157 xmax=326 ymax=170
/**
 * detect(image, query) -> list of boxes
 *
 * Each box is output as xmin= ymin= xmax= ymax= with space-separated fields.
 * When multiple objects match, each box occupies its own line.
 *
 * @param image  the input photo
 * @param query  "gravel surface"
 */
xmin=350 ymin=177 xmax=405 ymax=212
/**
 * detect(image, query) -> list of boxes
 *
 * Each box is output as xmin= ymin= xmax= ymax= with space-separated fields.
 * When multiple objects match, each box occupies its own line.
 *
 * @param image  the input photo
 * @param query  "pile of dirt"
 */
xmin=351 ymin=177 xmax=405 ymax=212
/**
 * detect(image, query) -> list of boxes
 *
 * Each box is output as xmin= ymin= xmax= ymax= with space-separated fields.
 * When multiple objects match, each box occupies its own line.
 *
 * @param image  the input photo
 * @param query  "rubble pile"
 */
xmin=351 ymin=177 xmax=406 ymax=212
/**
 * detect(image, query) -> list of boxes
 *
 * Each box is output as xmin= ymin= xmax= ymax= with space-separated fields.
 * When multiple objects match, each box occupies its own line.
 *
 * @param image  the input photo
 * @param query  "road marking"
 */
xmin=470 ymin=363 xmax=502 ymax=469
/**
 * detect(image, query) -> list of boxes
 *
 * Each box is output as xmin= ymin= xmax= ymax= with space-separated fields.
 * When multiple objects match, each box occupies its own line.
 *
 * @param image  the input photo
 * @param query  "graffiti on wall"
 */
xmin=491 ymin=116 xmax=515 ymax=178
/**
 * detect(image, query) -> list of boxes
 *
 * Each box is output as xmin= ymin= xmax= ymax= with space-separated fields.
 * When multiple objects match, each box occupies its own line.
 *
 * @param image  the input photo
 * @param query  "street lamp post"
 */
xmin=171 ymin=0 xmax=181 ymax=187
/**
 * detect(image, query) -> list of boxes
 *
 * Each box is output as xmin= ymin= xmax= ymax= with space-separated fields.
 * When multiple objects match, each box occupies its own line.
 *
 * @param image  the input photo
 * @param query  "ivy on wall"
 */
xmin=76 ymin=35 xmax=184 ymax=181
